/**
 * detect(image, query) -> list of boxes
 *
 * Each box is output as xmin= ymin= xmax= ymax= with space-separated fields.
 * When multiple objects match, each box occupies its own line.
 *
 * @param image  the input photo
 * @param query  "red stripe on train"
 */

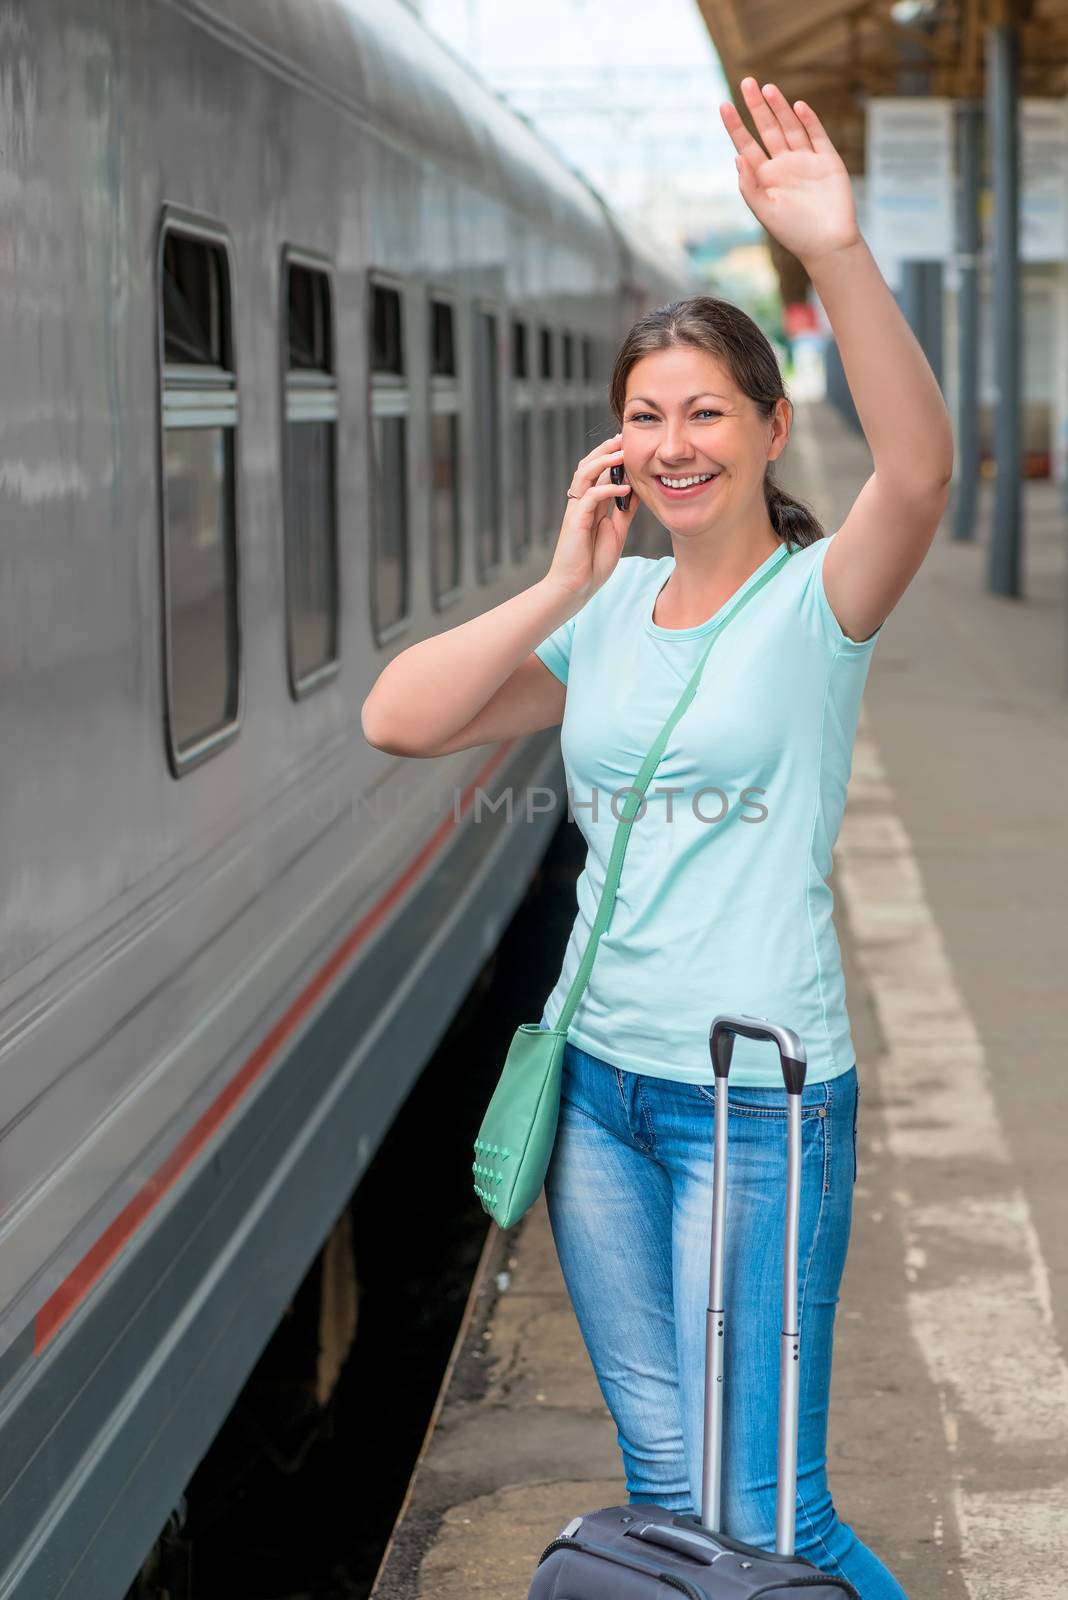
xmin=33 ymin=741 xmax=518 ymax=1354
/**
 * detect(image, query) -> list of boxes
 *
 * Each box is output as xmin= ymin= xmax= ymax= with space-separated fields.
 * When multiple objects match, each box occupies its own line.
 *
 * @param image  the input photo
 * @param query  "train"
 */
xmin=0 ymin=0 xmax=693 ymax=1593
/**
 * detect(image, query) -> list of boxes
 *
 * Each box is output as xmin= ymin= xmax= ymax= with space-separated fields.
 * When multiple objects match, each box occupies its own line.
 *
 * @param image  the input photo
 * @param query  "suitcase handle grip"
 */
xmin=708 ymin=1013 xmax=807 ymax=1095
xmin=624 ymin=1523 xmax=718 ymax=1565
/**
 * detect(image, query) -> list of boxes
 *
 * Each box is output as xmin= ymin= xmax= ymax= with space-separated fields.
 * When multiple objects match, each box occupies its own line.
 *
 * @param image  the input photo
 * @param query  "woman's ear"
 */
xmin=768 ymin=396 xmax=792 ymax=461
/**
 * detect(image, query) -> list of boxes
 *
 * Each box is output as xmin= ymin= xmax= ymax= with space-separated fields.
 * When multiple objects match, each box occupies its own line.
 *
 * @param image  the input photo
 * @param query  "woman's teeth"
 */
xmin=658 ymin=472 xmax=720 ymax=490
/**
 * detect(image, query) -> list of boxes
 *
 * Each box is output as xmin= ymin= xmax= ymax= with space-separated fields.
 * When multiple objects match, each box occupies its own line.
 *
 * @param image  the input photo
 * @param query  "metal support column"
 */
xmin=899 ymin=261 xmax=926 ymax=351
xmin=891 ymin=40 xmax=946 ymax=480
xmin=898 ymin=259 xmax=945 ymax=417
xmin=953 ymin=100 xmax=983 ymax=543
xmin=985 ymin=22 xmax=1022 ymax=596
xmin=922 ymin=262 xmax=945 ymax=395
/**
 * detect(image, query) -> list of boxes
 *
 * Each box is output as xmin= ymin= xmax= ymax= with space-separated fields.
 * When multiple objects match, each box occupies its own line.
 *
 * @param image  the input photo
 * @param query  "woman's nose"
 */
xmin=659 ymin=426 xmax=694 ymax=462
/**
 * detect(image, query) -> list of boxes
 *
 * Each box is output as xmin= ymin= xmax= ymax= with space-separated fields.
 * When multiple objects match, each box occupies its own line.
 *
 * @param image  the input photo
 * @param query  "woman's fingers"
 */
xmin=569 ymin=441 xmax=625 ymax=494
xmin=739 ymin=77 xmax=786 ymax=157
xmin=760 ymin=82 xmax=811 ymax=152
xmin=793 ymin=97 xmax=834 ymax=154
xmin=576 ymin=433 xmax=623 ymax=471
xmin=571 ymin=480 xmax=630 ymax=503
xmin=595 ymin=453 xmax=624 ymax=484
xmin=719 ymin=97 xmax=768 ymax=169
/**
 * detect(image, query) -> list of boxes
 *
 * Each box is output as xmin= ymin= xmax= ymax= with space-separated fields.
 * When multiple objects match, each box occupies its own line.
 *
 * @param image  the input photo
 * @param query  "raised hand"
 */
xmin=719 ymin=79 xmax=861 ymax=268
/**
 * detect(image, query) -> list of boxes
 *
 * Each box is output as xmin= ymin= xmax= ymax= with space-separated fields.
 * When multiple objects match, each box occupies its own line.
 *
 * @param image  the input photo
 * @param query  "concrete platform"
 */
xmin=371 ymin=399 xmax=1068 ymax=1600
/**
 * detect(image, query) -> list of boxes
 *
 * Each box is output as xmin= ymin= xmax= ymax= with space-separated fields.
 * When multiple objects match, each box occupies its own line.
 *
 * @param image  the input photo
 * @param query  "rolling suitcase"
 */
xmin=528 ymin=1015 xmax=861 ymax=1600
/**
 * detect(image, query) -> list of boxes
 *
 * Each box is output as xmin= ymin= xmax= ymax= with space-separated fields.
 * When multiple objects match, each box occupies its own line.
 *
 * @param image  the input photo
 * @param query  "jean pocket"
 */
xmin=691 ymin=1081 xmax=826 ymax=1121
xmin=852 ymin=1078 xmax=860 ymax=1186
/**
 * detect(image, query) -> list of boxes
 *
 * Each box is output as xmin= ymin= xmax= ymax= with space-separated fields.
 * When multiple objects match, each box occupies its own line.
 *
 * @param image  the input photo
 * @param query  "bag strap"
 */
xmin=555 ymin=541 xmax=794 ymax=1035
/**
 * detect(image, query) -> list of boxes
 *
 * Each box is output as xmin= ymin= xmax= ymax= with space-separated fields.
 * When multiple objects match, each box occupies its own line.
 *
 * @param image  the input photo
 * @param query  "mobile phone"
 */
xmin=610 ymin=463 xmax=631 ymax=512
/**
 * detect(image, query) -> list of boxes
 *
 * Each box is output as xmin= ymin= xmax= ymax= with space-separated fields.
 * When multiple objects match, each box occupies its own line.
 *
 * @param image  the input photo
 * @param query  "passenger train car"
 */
xmin=0 ymin=1 xmax=693 ymax=1593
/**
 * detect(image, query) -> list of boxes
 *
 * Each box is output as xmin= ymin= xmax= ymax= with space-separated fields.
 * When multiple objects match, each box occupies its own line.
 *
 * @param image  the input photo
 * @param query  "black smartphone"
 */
xmin=610 ymin=463 xmax=631 ymax=512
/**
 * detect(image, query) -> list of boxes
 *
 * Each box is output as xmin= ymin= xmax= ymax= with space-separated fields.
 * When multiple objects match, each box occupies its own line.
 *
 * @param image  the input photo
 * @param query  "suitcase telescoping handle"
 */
xmin=702 ymin=1016 xmax=808 ymax=1559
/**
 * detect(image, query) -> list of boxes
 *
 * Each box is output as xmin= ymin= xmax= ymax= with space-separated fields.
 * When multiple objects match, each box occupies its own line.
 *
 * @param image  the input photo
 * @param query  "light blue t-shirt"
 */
xmin=533 ymin=535 xmax=883 ymax=1089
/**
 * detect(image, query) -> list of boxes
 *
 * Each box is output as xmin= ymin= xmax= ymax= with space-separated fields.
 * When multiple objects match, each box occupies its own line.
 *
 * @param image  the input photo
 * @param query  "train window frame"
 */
xmin=582 ymin=333 xmax=604 ymax=451
xmin=510 ymin=315 xmax=534 ymax=563
xmin=280 ymin=246 xmax=341 ymax=700
xmin=562 ymin=327 xmax=585 ymax=475
xmin=368 ymin=272 xmax=413 ymax=646
xmin=472 ymin=301 xmax=504 ymax=584
xmin=537 ymin=323 xmax=560 ymax=546
xmin=156 ymin=206 xmax=243 ymax=779
xmin=428 ymin=288 xmax=464 ymax=613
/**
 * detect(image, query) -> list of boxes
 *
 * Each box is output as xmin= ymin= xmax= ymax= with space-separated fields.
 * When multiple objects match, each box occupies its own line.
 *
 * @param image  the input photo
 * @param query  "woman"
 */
xmin=362 ymin=81 xmax=952 ymax=1597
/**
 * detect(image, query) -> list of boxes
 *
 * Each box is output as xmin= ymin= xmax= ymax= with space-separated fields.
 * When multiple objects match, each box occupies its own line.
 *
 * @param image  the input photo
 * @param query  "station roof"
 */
xmin=694 ymin=0 xmax=1068 ymax=298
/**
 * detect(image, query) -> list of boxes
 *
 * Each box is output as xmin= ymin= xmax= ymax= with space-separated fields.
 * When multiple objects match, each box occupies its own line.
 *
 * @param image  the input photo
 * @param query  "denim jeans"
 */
xmin=538 ymin=1022 xmax=908 ymax=1599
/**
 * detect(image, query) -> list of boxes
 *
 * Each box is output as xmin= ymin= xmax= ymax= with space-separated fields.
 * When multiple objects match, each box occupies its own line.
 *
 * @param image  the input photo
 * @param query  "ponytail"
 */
xmin=763 ymin=473 xmax=825 ymax=550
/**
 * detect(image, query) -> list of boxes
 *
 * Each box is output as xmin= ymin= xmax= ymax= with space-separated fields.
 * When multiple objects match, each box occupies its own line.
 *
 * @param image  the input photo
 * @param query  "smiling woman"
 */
xmin=525 ymin=285 xmax=905 ymax=1592
xmin=363 ymin=75 xmax=950 ymax=1599
xmin=608 ymin=301 xmax=824 ymax=628
xmin=512 ymin=77 xmax=952 ymax=1600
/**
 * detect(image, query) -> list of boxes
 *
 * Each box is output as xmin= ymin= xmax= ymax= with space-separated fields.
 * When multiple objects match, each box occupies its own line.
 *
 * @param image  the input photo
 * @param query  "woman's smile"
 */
xmin=652 ymin=468 xmax=724 ymax=501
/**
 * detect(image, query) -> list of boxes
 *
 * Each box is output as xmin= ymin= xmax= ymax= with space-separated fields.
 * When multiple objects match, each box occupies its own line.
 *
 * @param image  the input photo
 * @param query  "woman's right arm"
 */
xmin=360 ymin=577 xmax=582 ymax=758
xmin=360 ymin=432 xmax=637 ymax=759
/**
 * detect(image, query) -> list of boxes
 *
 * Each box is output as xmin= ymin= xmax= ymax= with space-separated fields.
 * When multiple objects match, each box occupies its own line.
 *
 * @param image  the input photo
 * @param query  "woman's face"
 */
xmin=621 ymin=345 xmax=788 ymax=536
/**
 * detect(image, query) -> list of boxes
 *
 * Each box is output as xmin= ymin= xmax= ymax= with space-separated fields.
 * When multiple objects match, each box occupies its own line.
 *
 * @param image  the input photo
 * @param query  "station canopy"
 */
xmin=695 ymin=0 xmax=1068 ymax=298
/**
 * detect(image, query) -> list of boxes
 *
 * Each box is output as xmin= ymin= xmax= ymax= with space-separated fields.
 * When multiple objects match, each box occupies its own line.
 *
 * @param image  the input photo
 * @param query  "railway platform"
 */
xmin=371 ymin=397 xmax=1068 ymax=1600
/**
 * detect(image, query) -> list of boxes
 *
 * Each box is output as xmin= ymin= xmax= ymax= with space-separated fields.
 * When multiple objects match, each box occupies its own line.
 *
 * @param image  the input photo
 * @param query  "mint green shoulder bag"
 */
xmin=472 ymin=543 xmax=794 ymax=1228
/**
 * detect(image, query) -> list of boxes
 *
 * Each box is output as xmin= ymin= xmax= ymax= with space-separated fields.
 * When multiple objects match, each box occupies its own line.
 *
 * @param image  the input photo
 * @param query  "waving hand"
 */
xmin=719 ymin=79 xmax=860 ymax=267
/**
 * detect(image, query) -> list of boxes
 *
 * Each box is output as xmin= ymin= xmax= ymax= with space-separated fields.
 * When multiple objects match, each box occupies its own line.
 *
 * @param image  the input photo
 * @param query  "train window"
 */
xmin=282 ymin=254 xmax=339 ymax=696
xmin=430 ymin=295 xmax=462 ymax=608
xmin=473 ymin=307 xmax=502 ymax=579
xmin=288 ymin=263 xmax=330 ymax=370
xmin=511 ymin=319 xmax=533 ymax=561
xmin=512 ymin=320 xmax=528 ymax=380
xmin=562 ymin=330 xmax=583 ymax=479
xmin=158 ymin=218 xmax=240 ymax=774
xmin=431 ymin=299 xmax=456 ymax=378
xmin=373 ymin=284 xmax=404 ymax=375
xmin=538 ymin=324 xmax=559 ymax=545
xmin=370 ymin=280 xmax=410 ymax=639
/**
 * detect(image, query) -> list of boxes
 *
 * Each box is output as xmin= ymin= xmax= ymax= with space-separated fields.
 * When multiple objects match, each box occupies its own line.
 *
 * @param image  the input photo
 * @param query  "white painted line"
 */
xmin=836 ymin=708 xmax=1068 ymax=1599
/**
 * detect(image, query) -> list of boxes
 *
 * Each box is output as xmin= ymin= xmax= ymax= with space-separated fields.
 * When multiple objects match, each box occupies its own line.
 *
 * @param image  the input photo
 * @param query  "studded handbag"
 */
xmin=472 ymin=542 xmax=794 ymax=1228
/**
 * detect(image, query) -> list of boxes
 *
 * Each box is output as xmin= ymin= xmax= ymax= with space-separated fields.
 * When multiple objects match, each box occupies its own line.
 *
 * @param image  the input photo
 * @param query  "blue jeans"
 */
xmin=539 ymin=1023 xmax=908 ymax=1599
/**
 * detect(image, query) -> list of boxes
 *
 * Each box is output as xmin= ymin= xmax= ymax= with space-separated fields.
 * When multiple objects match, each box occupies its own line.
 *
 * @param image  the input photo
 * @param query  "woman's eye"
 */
xmin=625 ymin=410 xmax=721 ymax=423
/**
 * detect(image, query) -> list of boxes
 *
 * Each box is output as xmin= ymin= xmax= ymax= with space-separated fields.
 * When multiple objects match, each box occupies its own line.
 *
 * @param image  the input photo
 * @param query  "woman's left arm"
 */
xmin=721 ymin=79 xmax=955 ymax=644
xmin=805 ymin=240 xmax=954 ymax=641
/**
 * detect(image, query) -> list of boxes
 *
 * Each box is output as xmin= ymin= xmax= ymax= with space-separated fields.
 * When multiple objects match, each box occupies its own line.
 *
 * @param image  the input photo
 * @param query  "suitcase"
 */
xmin=528 ymin=1015 xmax=861 ymax=1600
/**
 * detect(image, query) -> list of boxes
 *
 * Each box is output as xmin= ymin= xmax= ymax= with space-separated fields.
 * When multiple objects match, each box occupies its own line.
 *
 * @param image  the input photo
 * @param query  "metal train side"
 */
xmin=0 ymin=1 xmax=690 ymax=1593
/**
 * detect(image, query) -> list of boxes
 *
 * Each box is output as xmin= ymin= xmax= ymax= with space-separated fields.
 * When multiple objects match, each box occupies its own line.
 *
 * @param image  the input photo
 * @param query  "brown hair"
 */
xmin=608 ymin=294 xmax=824 ymax=550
